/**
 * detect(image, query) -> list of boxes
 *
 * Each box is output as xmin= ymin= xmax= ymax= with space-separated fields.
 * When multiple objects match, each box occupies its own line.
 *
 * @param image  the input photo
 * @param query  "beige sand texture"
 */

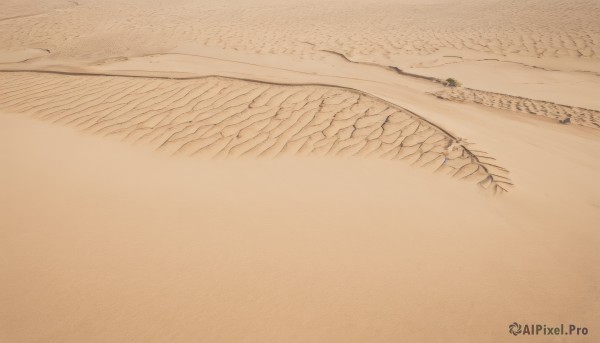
xmin=434 ymin=87 xmax=600 ymax=129
xmin=0 ymin=72 xmax=511 ymax=192
xmin=1 ymin=0 xmax=599 ymax=342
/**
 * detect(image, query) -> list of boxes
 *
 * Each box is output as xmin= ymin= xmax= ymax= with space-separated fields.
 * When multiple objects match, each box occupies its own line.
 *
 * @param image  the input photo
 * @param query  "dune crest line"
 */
xmin=0 ymin=71 xmax=511 ymax=193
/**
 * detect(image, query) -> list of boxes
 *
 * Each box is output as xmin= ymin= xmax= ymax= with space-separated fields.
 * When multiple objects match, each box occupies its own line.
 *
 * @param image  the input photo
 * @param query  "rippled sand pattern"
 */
xmin=435 ymin=88 xmax=600 ymax=129
xmin=0 ymin=0 xmax=598 ymax=62
xmin=0 ymin=72 xmax=511 ymax=192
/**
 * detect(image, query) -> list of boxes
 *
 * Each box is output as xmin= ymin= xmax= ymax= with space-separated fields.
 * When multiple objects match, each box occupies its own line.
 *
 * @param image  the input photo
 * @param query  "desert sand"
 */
xmin=0 ymin=0 xmax=599 ymax=342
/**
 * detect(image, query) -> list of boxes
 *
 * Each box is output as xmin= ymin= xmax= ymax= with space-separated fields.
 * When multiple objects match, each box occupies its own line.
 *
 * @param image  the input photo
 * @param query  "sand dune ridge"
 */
xmin=0 ymin=71 xmax=511 ymax=193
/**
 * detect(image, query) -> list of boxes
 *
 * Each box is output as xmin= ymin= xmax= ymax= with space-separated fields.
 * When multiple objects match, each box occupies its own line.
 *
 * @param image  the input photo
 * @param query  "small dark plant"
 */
xmin=445 ymin=78 xmax=462 ymax=87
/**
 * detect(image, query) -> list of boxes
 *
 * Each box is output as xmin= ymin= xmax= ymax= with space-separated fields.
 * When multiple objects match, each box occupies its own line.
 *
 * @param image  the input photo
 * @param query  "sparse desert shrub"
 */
xmin=445 ymin=78 xmax=462 ymax=87
xmin=559 ymin=117 xmax=571 ymax=125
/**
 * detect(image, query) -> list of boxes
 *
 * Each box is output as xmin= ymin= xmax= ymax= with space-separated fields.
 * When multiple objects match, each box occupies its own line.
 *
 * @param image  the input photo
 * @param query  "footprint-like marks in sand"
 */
xmin=0 ymin=71 xmax=512 ymax=193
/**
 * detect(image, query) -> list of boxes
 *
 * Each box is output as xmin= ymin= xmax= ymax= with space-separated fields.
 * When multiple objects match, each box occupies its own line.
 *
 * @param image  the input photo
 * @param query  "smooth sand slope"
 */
xmin=0 ymin=0 xmax=599 ymax=342
xmin=2 ymin=113 xmax=599 ymax=342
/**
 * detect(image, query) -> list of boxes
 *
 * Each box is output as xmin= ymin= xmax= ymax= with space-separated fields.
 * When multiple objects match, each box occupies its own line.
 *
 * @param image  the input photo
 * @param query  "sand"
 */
xmin=0 ymin=0 xmax=599 ymax=342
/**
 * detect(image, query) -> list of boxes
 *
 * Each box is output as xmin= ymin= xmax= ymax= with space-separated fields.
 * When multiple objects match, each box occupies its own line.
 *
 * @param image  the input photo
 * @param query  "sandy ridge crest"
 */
xmin=0 ymin=71 xmax=512 ymax=193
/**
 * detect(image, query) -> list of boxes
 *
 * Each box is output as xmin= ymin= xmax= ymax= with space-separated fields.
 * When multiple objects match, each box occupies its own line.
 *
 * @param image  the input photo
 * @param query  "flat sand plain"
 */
xmin=1 ymin=0 xmax=599 ymax=342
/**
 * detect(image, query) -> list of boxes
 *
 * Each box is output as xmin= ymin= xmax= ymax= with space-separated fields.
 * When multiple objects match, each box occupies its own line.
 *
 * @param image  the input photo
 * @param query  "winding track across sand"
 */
xmin=0 ymin=71 xmax=511 ymax=193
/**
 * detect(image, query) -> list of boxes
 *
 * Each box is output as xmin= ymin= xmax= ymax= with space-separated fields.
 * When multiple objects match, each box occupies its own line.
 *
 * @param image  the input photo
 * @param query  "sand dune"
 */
xmin=0 ymin=71 xmax=510 ymax=192
xmin=1 ymin=104 xmax=599 ymax=343
xmin=435 ymin=87 xmax=600 ymax=129
xmin=1 ymin=0 xmax=599 ymax=105
xmin=1 ymin=0 xmax=599 ymax=342
xmin=1 ymin=0 xmax=598 ymax=62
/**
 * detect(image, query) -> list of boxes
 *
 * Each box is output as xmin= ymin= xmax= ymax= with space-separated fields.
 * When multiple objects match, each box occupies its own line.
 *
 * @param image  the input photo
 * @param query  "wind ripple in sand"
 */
xmin=1 ymin=0 xmax=598 ymax=63
xmin=434 ymin=88 xmax=600 ymax=129
xmin=0 ymin=72 xmax=511 ymax=193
